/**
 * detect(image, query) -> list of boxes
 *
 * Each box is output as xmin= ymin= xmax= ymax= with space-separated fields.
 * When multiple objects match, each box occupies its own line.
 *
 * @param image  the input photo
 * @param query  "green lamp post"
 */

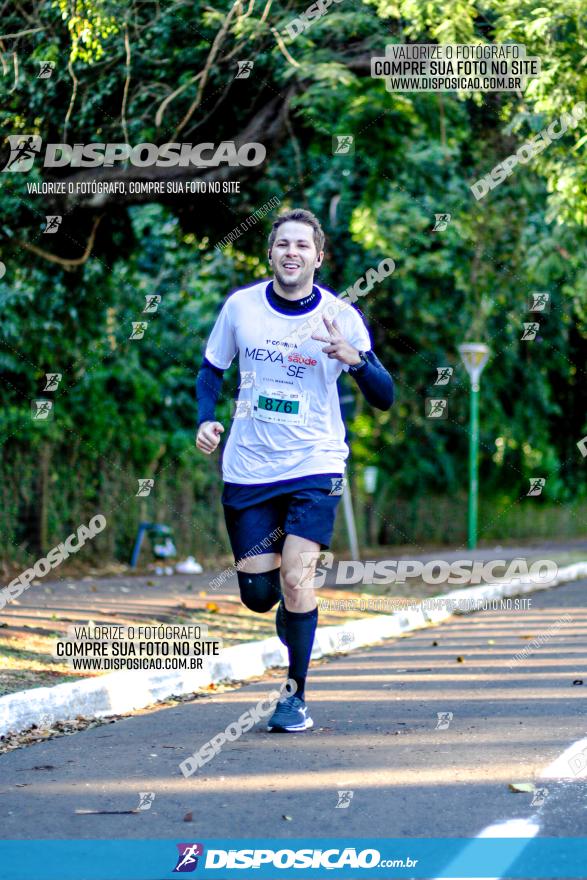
xmin=458 ymin=343 xmax=490 ymax=550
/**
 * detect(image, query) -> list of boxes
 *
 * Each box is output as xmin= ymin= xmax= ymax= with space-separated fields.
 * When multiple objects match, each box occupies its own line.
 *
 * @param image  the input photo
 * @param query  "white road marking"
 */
xmin=433 ymin=817 xmax=540 ymax=880
xmin=434 ymin=729 xmax=587 ymax=879
xmin=540 ymin=735 xmax=587 ymax=780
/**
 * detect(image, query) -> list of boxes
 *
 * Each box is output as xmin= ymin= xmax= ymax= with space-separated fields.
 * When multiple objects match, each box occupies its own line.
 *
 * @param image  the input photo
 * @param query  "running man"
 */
xmin=196 ymin=209 xmax=394 ymax=732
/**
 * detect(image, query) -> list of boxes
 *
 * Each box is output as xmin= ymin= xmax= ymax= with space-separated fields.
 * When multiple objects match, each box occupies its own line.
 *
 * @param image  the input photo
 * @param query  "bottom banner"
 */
xmin=0 ymin=837 xmax=586 ymax=879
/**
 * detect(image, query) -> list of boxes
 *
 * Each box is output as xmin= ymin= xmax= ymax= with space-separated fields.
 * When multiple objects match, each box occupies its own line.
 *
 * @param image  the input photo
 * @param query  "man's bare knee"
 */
xmin=283 ymin=584 xmax=314 ymax=612
xmin=236 ymin=552 xmax=281 ymax=574
xmin=281 ymin=563 xmax=316 ymax=591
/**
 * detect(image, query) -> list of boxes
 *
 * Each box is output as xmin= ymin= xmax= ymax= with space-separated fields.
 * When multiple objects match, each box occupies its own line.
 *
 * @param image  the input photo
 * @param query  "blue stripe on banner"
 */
xmin=0 ymin=838 xmax=585 ymax=879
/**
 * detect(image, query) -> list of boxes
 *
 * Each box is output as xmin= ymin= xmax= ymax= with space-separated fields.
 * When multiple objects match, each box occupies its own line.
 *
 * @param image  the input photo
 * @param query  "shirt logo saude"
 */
xmin=245 ymin=346 xmax=317 ymax=379
xmin=287 ymin=352 xmax=317 ymax=366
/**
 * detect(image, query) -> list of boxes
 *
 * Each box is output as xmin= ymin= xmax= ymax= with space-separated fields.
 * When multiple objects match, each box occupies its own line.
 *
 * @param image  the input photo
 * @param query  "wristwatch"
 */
xmin=348 ymin=350 xmax=368 ymax=374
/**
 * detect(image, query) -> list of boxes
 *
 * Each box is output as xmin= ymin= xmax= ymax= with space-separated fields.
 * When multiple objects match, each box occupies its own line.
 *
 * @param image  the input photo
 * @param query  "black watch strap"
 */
xmin=348 ymin=351 xmax=368 ymax=374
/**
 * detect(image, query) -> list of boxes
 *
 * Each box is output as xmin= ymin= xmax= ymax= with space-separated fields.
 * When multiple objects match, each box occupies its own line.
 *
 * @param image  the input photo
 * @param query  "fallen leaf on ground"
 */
xmin=508 ymin=783 xmax=535 ymax=793
xmin=456 ymin=656 xmax=464 ymax=663
xmin=183 ymin=812 xmax=193 ymax=822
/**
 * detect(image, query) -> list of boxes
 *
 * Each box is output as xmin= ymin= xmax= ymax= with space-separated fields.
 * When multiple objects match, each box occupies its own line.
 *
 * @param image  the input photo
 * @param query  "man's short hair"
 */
xmin=268 ymin=209 xmax=325 ymax=254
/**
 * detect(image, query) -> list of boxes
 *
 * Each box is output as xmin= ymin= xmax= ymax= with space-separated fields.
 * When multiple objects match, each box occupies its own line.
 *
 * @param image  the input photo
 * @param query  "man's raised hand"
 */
xmin=311 ymin=316 xmax=361 ymax=366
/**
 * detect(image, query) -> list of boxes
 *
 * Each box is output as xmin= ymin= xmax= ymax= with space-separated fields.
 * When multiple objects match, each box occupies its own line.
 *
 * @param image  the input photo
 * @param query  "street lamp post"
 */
xmin=458 ymin=343 xmax=490 ymax=550
xmin=363 ymin=466 xmax=378 ymax=547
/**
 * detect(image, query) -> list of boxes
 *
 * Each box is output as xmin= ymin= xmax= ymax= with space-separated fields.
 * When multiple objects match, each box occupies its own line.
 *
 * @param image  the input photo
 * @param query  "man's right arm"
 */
xmin=196 ymin=357 xmax=225 ymax=426
xmin=196 ymin=295 xmax=237 ymax=453
xmin=195 ymin=358 xmax=226 ymax=454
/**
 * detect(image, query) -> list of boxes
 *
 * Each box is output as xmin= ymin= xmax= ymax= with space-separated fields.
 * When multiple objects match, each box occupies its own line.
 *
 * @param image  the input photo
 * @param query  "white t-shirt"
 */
xmin=204 ymin=280 xmax=371 ymax=484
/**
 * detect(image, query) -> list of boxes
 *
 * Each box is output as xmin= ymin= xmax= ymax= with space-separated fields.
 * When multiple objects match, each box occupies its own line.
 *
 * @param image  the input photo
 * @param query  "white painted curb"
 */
xmin=1 ymin=562 xmax=586 ymax=738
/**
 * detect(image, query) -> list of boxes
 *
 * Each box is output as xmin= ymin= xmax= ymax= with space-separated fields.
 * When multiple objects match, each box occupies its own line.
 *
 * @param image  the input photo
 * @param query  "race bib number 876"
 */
xmin=252 ymin=388 xmax=308 ymax=425
xmin=259 ymin=394 xmax=299 ymax=415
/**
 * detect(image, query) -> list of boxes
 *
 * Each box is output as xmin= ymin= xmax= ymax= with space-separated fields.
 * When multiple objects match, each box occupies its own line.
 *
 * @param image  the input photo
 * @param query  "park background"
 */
xmin=1 ymin=0 xmax=587 ymax=575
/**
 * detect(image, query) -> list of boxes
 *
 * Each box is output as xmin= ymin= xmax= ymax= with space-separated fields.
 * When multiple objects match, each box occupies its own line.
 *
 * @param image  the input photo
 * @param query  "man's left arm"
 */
xmin=312 ymin=315 xmax=394 ymax=411
xmin=347 ymin=349 xmax=394 ymax=410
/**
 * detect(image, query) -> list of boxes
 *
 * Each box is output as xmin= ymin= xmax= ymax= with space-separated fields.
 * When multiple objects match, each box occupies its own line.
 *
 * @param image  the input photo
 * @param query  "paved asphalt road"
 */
xmin=1 ymin=578 xmax=586 ymax=865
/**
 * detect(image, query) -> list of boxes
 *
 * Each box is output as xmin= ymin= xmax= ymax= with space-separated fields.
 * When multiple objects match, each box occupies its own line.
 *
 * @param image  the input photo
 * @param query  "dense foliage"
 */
xmin=0 ymin=0 xmax=586 ymax=564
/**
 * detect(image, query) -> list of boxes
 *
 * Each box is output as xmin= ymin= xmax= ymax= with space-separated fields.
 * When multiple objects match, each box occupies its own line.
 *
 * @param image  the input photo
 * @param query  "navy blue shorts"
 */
xmin=222 ymin=473 xmax=344 ymax=563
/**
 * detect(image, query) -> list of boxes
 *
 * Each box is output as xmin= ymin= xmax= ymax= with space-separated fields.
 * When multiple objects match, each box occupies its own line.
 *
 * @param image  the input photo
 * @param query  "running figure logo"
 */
xmin=530 ymin=786 xmax=548 ymax=806
xmin=527 ymin=478 xmax=546 ymax=496
xmin=521 ymin=322 xmax=539 ymax=341
xmin=433 ymin=213 xmax=451 ymax=231
xmin=337 ymin=631 xmax=354 ymax=647
xmin=529 ymin=292 xmax=549 ymax=312
xmin=435 ymin=711 xmax=453 ymax=730
xmin=332 ymin=135 xmax=354 ymax=155
xmin=329 ymin=477 xmax=346 ymax=496
xmin=173 ymin=843 xmax=204 ymax=872
xmin=335 ymin=790 xmax=354 ymax=808
xmin=44 ymin=216 xmax=62 ymax=234
xmin=299 ymin=550 xmax=333 ymax=589
xmin=426 ymin=398 xmax=448 ymax=419
xmin=234 ymin=400 xmax=252 ymax=420
xmin=136 ymin=791 xmax=155 ymax=811
xmin=434 ymin=367 xmax=453 ymax=385
xmin=37 ymin=61 xmax=55 ymax=78
xmin=143 ymin=295 xmax=161 ymax=313
xmin=2 ymin=135 xmax=42 ymax=172
xmin=31 ymin=400 xmax=53 ymax=420
xmin=235 ymin=60 xmax=254 ymax=79
xmin=43 ymin=373 xmax=62 ymax=391
xmin=130 ymin=321 xmax=149 ymax=340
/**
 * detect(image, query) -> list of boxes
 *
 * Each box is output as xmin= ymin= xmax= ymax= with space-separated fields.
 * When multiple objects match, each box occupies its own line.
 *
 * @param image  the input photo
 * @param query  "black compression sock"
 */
xmin=283 ymin=605 xmax=318 ymax=701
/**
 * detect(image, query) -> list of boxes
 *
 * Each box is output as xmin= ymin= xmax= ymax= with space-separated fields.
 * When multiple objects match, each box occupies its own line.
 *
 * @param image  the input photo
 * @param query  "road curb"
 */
xmin=2 ymin=562 xmax=586 ymax=738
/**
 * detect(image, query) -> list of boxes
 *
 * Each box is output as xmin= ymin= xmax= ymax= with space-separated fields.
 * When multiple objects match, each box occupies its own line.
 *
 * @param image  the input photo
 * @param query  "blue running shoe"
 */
xmin=276 ymin=598 xmax=287 ymax=646
xmin=267 ymin=695 xmax=313 ymax=732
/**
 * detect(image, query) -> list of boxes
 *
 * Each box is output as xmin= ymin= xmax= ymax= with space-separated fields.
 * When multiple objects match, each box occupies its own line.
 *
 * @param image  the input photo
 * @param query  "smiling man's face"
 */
xmin=269 ymin=220 xmax=324 ymax=297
